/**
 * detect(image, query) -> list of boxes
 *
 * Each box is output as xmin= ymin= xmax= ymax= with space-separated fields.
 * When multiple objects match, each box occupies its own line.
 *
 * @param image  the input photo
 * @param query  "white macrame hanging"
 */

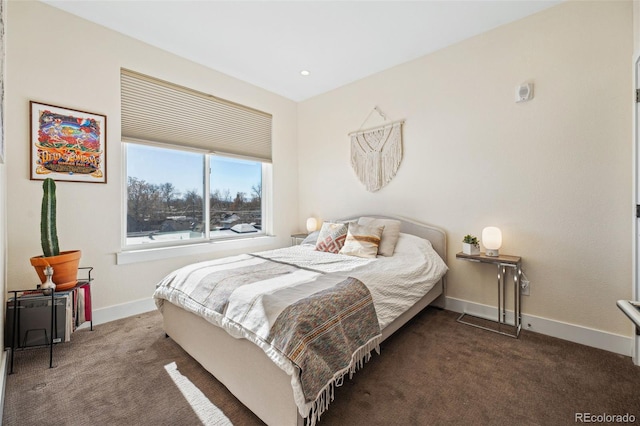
xmin=349 ymin=107 xmax=404 ymax=192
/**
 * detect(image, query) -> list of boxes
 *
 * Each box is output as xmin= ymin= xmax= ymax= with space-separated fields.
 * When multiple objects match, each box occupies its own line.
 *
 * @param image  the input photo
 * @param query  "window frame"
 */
xmin=121 ymin=140 xmax=270 ymax=253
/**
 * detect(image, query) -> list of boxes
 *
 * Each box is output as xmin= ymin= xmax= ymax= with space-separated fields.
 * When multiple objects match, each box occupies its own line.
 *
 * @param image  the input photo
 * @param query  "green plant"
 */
xmin=462 ymin=234 xmax=479 ymax=245
xmin=40 ymin=178 xmax=60 ymax=258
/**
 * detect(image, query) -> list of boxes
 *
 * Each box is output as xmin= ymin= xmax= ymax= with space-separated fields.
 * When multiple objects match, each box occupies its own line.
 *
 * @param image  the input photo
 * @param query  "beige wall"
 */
xmin=635 ymin=1 xmax=640 ymax=55
xmin=298 ymin=1 xmax=633 ymax=336
xmin=0 ymin=1 xmax=6 ymax=370
xmin=3 ymin=1 xmax=634 ymax=340
xmin=5 ymin=2 xmax=299 ymax=310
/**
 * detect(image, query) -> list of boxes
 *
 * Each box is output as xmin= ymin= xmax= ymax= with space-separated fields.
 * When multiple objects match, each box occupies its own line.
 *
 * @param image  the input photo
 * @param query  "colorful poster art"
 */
xmin=30 ymin=101 xmax=107 ymax=183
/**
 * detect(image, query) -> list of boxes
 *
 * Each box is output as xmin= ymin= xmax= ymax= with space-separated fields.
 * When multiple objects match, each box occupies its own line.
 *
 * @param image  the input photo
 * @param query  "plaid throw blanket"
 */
xmin=154 ymin=254 xmax=381 ymax=424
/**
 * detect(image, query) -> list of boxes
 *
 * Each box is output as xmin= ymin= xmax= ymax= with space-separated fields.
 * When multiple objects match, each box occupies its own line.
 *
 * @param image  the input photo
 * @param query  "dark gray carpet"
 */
xmin=3 ymin=308 xmax=639 ymax=425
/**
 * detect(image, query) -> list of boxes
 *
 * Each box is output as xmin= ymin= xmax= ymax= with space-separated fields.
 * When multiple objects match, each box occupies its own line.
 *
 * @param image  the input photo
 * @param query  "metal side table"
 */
xmin=455 ymin=252 xmax=522 ymax=338
xmin=290 ymin=233 xmax=308 ymax=246
xmin=7 ymin=267 xmax=94 ymax=373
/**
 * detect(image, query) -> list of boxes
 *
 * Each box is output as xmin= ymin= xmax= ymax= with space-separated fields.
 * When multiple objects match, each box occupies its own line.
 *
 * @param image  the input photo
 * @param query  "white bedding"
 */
xmin=154 ymin=232 xmax=447 ymax=423
xmin=256 ymin=232 xmax=448 ymax=329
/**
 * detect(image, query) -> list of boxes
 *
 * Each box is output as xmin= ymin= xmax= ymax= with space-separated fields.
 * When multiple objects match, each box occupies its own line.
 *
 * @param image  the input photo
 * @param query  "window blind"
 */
xmin=121 ymin=69 xmax=272 ymax=162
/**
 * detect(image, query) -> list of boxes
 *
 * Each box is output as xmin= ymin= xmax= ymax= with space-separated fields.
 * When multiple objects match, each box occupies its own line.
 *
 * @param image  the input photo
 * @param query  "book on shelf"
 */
xmin=5 ymin=283 xmax=92 ymax=347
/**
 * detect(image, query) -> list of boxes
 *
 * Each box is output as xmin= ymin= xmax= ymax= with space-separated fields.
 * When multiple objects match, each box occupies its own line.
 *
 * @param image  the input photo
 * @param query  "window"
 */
xmin=210 ymin=156 xmax=263 ymax=239
xmin=125 ymin=143 xmax=265 ymax=247
xmin=120 ymin=69 xmax=273 ymax=250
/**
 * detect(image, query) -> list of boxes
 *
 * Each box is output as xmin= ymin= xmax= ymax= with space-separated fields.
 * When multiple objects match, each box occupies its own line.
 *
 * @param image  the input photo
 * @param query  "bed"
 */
xmin=154 ymin=215 xmax=447 ymax=426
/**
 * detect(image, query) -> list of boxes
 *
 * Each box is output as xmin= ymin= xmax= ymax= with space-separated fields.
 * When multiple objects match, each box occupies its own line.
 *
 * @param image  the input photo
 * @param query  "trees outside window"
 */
xmin=125 ymin=143 xmax=264 ymax=246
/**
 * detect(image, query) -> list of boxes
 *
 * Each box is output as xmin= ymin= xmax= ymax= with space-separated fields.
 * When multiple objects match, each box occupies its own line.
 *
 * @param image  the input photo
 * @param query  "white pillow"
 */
xmin=339 ymin=223 xmax=385 ymax=259
xmin=301 ymin=231 xmax=320 ymax=245
xmin=357 ymin=217 xmax=401 ymax=256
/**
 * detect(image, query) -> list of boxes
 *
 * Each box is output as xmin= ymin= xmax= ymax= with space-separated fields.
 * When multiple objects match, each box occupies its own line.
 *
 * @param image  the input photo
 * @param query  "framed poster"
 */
xmin=30 ymin=101 xmax=107 ymax=183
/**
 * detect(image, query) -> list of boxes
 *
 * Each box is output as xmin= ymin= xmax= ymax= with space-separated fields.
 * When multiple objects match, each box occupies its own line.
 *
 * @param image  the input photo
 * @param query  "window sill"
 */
xmin=116 ymin=235 xmax=277 ymax=265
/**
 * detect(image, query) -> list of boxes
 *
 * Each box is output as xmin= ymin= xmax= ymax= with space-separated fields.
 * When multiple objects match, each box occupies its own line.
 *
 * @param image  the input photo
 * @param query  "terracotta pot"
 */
xmin=30 ymin=250 xmax=82 ymax=291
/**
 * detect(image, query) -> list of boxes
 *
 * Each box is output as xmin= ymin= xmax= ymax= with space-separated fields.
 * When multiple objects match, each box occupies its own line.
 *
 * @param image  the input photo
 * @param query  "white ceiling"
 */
xmin=41 ymin=0 xmax=562 ymax=102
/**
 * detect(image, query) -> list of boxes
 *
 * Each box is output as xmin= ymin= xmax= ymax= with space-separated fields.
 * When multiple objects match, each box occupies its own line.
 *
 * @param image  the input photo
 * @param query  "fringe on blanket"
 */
xmin=303 ymin=335 xmax=382 ymax=426
xmin=157 ymin=276 xmax=383 ymax=426
xmin=207 ymin=282 xmax=383 ymax=426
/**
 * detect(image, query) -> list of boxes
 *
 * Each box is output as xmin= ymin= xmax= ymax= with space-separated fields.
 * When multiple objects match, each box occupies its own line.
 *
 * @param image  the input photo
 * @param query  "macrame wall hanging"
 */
xmin=349 ymin=106 xmax=405 ymax=192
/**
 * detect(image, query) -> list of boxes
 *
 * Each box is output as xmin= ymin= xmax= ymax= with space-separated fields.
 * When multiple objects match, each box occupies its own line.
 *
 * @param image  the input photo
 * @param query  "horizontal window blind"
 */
xmin=121 ymin=69 xmax=272 ymax=162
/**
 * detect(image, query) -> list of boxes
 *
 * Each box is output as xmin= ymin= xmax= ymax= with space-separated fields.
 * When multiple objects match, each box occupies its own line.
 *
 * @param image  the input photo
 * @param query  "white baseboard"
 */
xmin=88 ymin=295 xmax=635 ymax=360
xmin=91 ymin=297 xmax=156 ymax=326
xmin=446 ymin=296 xmax=633 ymax=357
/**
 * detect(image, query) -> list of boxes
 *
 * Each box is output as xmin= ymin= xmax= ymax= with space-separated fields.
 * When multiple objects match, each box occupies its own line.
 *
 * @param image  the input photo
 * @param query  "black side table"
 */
xmin=7 ymin=267 xmax=93 ymax=373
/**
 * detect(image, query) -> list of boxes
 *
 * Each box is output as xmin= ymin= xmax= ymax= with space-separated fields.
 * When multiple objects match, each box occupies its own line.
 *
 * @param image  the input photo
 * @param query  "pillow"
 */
xmin=339 ymin=222 xmax=385 ymax=258
xmin=332 ymin=218 xmax=358 ymax=225
xmin=357 ymin=217 xmax=401 ymax=256
xmin=301 ymin=230 xmax=320 ymax=245
xmin=315 ymin=222 xmax=348 ymax=253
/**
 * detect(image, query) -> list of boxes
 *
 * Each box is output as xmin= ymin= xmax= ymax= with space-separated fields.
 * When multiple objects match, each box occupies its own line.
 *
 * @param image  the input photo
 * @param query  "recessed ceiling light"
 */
xmin=300 ymin=70 xmax=310 ymax=76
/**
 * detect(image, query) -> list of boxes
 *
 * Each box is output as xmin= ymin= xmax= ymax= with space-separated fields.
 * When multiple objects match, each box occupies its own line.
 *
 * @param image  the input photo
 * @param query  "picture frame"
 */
xmin=30 ymin=101 xmax=107 ymax=183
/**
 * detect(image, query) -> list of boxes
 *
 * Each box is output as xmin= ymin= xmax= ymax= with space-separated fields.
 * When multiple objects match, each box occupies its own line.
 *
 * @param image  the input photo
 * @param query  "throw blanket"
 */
xmin=154 ymin=254 xmax=381 ymax=425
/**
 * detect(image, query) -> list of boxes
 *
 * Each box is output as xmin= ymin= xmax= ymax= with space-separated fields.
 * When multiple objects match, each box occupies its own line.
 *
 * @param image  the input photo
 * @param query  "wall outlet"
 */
xmin=521 ymin=279 xmax=530 ymax=296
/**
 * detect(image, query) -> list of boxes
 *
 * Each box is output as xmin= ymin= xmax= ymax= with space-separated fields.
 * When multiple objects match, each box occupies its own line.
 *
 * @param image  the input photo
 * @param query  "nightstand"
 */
xmin=290 ymin=233 xmax=308 ymax=246
xmin=455 ymin=252 xmax=522 ymax=338
xmin=6 ymin=267 xmax=94 ymax=373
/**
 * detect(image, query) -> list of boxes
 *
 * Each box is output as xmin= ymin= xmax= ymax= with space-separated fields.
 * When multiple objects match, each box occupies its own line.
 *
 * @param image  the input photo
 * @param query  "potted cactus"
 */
xmin=462 ymin=234 xmax=480 ymax=255
xmin=29 ymin=178 xmax=81 ymax=291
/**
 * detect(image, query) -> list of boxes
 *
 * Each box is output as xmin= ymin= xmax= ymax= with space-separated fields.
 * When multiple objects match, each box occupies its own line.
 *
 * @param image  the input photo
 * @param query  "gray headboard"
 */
xmin=342 ymin=215 xmax=447 ymax=264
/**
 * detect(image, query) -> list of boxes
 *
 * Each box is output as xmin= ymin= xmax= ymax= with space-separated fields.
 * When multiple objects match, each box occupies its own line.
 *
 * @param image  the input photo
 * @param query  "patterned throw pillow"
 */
xmin=339 ymin=223 xmax=385 ymax=258
xmin=315 ymin=222 xmax=348 ymax=253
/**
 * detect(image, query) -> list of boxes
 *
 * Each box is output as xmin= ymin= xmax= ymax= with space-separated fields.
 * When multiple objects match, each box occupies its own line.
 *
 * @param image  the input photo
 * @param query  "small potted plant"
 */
xmin=462 ymin=234 xmax=480 ymax=255
xmin=29 ymin=178 xmax=81 ymax=291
